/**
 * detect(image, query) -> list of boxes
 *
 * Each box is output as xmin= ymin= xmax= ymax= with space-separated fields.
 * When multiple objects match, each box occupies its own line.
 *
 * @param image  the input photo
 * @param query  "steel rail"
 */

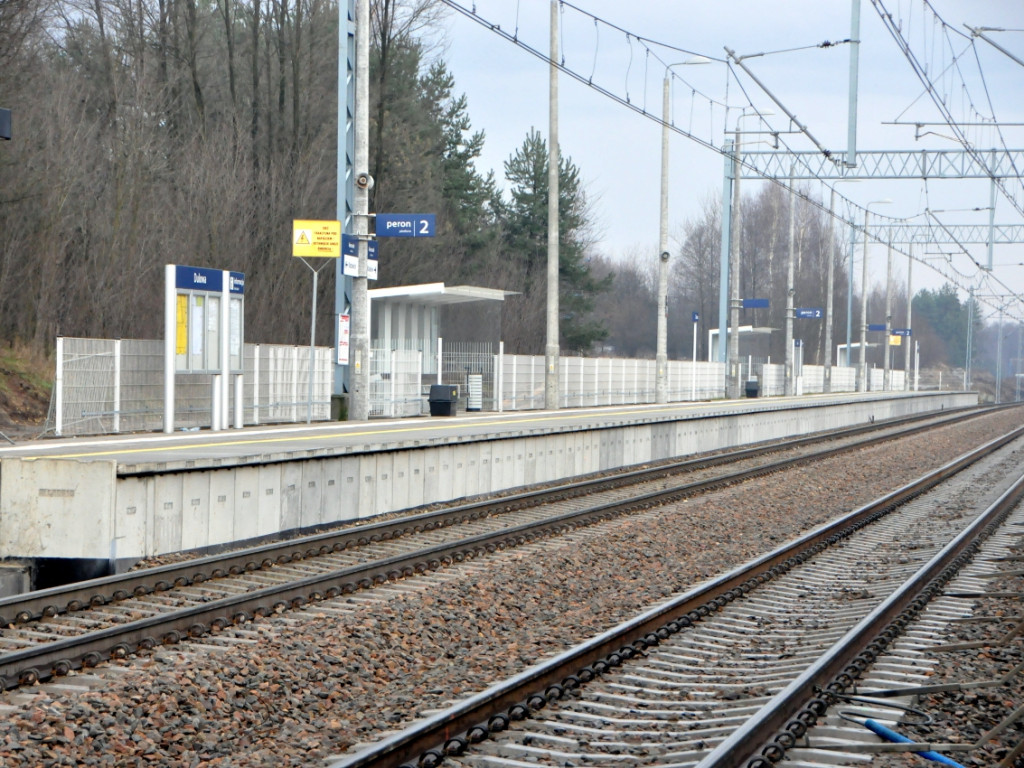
xmin=0 ymin=406 xmax=985 ymax=627
xmin=324 ymin=424 xmax=1024 ymax=768
xmin=0 ymin=410 xmax=1003 ymax=691
xmin=697 ymin=457 xmax=1024 ymax=767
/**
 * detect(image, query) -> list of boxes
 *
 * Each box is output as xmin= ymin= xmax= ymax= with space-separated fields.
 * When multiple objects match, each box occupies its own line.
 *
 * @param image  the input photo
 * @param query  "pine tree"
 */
xmin=502 ymin=130 xmax=610 ymax=353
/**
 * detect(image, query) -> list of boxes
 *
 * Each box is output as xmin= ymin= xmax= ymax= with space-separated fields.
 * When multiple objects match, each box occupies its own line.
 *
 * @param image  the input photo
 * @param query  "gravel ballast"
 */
xmin=0 ymin=410 xmax=1021 ymax=767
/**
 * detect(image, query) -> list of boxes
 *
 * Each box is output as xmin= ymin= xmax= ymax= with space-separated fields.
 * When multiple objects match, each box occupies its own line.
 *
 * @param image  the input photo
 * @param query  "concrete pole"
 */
xmin=727 ymin=130 xmax=742 ymax=398
xmin=718 ymin=141 xmax=733 ymax=371
xmin=846 ymin=0 xmax=861 ymax=168
xmin=845 ymin=222 xmax=856 ymax=367
xmin=308 ymin=266 xmax=317 ymax=423
xmin=1011 ymin=323 xmax=1019 ymax=403
xmin=904 ymin=242 xmax=913 ymax=389
xmin=823 ymin=187 xmax=836 ymax=393
xmin=996 ymin=308 xmax=1004 ymax=404
xmin=544 ymin=0 xmax=560 ymax=410
xmin=349 ymin=0 xmax=371 ymax=420
xmin=656 ymin=76 xmax=670 ymax=404
xmin=784 ymin=168 xmax=795 ymax=396
xmin=883 ymin=242 xmax=892 ymax=391
xmin=966 ymin=286 xmax=974 ymax=389
xmin=858 ymin=209 xmax=871 ymax=391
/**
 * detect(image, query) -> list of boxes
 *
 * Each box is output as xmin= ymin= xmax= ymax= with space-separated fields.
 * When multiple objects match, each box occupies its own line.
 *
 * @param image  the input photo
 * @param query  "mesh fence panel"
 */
xmin=57 ymin=338 xmax=118 ymax=435
xmin=369 ymin=348 xmax=424 ymax=418
xmin=801 ymin=365 xmax=825 ymax=393
xmin=442 ymin=342 xmax=494 ymax=410
xmin=497 ymin=355 xmax=727 ymax=410
xmin=831 ymin=366 xmax=857 ymax=392
xmin=48 ymin=337 xmax=885 ymax=435
xmin=48 ymin=338 xmax=332 ymax=435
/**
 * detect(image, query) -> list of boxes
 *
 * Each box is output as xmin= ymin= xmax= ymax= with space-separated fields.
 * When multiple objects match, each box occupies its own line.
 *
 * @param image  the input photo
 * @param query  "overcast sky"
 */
xmin=435 ymin=0 xmax=1024 ymax=318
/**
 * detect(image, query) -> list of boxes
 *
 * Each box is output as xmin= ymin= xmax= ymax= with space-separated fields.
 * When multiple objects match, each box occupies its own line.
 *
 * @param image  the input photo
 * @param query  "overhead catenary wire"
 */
xmin=440 ymin=0 xmax=1024 ymax=322
xmin=871 ymin=0 xmax=1024 ymax=219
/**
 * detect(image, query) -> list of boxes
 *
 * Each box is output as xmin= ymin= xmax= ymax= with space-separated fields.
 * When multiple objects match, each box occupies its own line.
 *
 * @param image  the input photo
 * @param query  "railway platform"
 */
xmin=0 ymin=390 xmax=977 ymax=593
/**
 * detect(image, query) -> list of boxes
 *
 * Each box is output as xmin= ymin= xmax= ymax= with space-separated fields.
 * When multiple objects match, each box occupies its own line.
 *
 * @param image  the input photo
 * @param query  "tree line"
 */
xmin=0 ymin=0 xmax=1006 ymax=385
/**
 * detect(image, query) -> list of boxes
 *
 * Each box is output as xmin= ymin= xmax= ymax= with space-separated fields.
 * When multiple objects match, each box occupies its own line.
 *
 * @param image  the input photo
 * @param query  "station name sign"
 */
xmin=175 ymin=265 xmax=245 ymax=294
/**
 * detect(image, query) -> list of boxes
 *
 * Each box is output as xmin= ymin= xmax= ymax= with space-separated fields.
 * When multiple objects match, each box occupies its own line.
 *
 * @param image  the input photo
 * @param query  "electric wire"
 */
xmin=873 ymin=0 xmax=1024 ymax=218
xmin=441 ymin=0 xmax=1024 ymax=321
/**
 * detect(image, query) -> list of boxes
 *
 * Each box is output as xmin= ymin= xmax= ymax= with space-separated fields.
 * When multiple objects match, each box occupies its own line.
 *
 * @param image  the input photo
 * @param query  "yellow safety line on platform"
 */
xmin=13 ymin=402 xmax=726 ymax=461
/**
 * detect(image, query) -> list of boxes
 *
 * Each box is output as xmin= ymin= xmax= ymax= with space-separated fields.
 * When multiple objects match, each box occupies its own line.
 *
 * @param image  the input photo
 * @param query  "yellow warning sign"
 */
xmin=293 ymin=219 xmax=341 ymax=258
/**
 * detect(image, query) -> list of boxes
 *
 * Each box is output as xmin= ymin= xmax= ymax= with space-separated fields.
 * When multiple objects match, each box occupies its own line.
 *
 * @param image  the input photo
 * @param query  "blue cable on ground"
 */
xmin=862 ymin=719 xmax=967 ymax=768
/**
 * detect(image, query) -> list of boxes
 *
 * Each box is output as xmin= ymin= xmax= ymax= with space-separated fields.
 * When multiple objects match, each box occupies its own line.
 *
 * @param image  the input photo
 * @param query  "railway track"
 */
xmin=327 ymin=423 xmax=1024 ymax=768
xmin=0 ymin=407 xmax=997 ymax=692
xmin=788 ymin=505 xmax=1024 ymax=768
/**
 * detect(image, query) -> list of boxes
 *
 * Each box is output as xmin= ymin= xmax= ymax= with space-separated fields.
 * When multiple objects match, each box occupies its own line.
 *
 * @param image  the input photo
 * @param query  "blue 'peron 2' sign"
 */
xmin=376 ymin=214 xmax=436 ymax=238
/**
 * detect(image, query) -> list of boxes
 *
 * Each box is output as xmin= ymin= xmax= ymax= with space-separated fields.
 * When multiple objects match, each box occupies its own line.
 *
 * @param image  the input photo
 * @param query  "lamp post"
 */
xmin=784 ymin=161 xmax=796 ymax=396
xmin=545 ymin=0 xmax=559 ymax=410
xmin=657 ymin=57 xmax=709 ymax=404
xmin=825 ymin=180 xmax=859 ymax=393
xmin=903 ymin=237 xmax=920 ymax=390
xmin=883 ymin=240 xmax=893 ymax=391
xmin=857 ymin=199 xmax=891 ymax=392
xmin=728 ymin=109 xmax=773 ymax=398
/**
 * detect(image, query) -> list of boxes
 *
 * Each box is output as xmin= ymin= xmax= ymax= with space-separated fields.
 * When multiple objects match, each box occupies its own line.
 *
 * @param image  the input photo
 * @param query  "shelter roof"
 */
xmin=368 ymin=283 xmax=516 ymax=307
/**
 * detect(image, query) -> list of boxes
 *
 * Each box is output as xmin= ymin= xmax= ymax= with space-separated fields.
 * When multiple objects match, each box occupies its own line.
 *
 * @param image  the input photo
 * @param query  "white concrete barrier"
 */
xmin=0 ymin=393 xmax=978 ymax=588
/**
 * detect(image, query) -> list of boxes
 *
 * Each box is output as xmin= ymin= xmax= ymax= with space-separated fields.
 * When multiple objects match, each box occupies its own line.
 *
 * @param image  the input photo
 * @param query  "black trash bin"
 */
xmin=744 ymin=380 xmax=759 ymax=398
xmin=428 ymin=384 xmax=459 ymax=416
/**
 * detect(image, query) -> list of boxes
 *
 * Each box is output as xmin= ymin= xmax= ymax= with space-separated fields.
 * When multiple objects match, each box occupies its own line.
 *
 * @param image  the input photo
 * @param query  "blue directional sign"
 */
xmin=742 ymin=298 xmax=770 ymax=309
xmin=867 ymin=323 xmax=887 ymax=332
xmin=794 ymin=339 xmax=803 ymax=347
xmin=795 ymin=307 xmax=823 ymax=319
xmin=341 ymin=233 xmax=378 ymax=258
xmin=892 ymin=328 xmax=912 ymax=337
xmin=691 ymin=311 xmax=700 ymax=323
xmin=376 ymin=213 xmax=436 ymax=238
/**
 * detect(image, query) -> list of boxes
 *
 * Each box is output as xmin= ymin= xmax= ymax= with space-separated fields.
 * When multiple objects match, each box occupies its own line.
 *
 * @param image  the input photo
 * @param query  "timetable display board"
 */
xmin=171 ymin=265 xmax=245 ymax=374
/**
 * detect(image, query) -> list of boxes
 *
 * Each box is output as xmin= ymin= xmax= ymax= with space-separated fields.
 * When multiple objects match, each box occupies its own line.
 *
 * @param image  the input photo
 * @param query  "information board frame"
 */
xmin=164 ymin=264 xmax=245 ymax=433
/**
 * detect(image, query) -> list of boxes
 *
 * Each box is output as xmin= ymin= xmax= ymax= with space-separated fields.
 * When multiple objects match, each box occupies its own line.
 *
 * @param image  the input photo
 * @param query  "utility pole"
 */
xmin=903 ymin=241 xmax=914 ymax=390
xmin=883 ymin=242 xmax=893 ymax=391
xmin=824 ymin=187 xmax=836 ymax=393
xmin=656 ymin=57 xmax=708 ymax=403
xmin=728 ymin=130 xmax=742 ymax=398
xmin=858 ymin=209 xmax=871 ymax=392
xmin=349 ymin=0 xmax=371 ymax=420
xmin=544 ymin=0 xmax=560 ymax=410
xmin=996 ymin=307 xmax=1004 ymax=404
xmin=334 ymin=1 xmax=355 ymax=418
xmin=845 ymin=222 xmax=856 ymax=367
xmin=718 ymin=140 xmax=733 ymax=377
xmin=784 ymin=165 xmax=795 ymax=396
xmin=826 ymin=179 xmax=859 ymax=387
xmin=858 ymin=200 xmax=891 ymax=391
xmin=656 ymin=75 xmax=670 ymax=404
xmin=846 ymin=0 xmax=861 ymax=168
xmin=966 ymin=285 xmax=974 ymax=390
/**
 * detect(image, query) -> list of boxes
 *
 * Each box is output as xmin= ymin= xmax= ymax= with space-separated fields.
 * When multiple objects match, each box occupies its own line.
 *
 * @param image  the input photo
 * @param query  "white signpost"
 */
xmin=164 ymin=265 xmax=245 ymax=433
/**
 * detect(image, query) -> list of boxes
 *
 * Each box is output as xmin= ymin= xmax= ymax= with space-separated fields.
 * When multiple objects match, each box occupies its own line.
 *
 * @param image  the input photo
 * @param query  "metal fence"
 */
xmin=45 ymin=336 xmax=922 ymax=437
xmin=495 ymin=356 xmax=728 ymax=410
xmin=369 ymin=348 xmax=424 ymax=418
xmin=47 ymin=337 xmax=332 ymax=436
